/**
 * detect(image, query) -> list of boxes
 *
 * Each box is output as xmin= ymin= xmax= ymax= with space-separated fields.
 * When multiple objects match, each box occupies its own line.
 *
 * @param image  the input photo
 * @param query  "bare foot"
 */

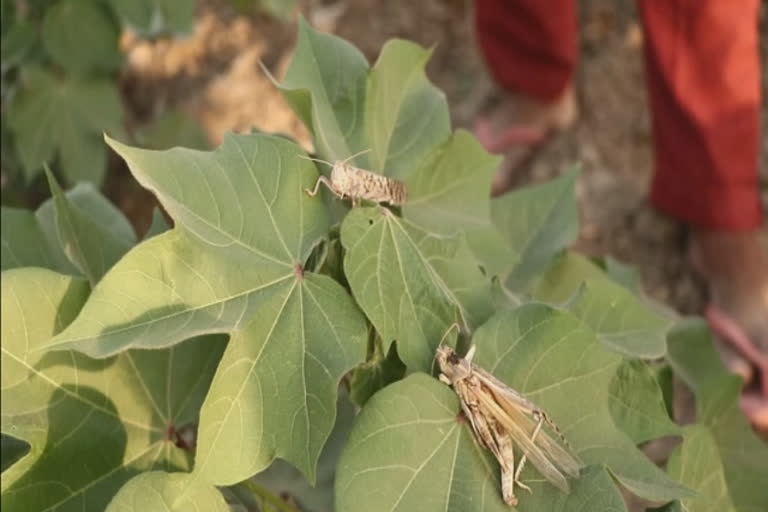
xmin=690 ymin=228 xmax=768 ymax=427
xmin=690 ymin=229 xmax=768 ymax=353
xmin=475 ymin=85 xmax=579 ymax=196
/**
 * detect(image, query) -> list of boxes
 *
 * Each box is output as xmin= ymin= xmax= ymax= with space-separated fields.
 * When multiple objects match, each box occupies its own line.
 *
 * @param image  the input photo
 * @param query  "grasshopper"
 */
xmin=435 ymin=326 xmax=582 ymax=506
xmin=300 ymin=149 xmax=407 ymax=206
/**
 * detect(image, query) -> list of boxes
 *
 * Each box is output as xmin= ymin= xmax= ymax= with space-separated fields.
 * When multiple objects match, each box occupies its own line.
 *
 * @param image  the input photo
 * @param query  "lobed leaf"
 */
xmin=39 ymin=133 xmax=368 ymax=486
xmin=341 ymin=206 xmax=493 ymax=371
xmin=336 ymin=374 xmax=629 ymax=512
xmin=106 ymin=471 xmax=229 ymax=512
xmin=7 ymin=67 xmax=123 ymax=185
xmin=337 ymin=306 xmax=691 ymax=510
xmin=1 ymin=267 xmax=225 ymax=511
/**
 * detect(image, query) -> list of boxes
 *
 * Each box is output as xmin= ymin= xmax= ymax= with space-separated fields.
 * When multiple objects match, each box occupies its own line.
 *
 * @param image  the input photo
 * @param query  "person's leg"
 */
xmin=474 ymin=0 xmax=579 ymax=195
xmin=638 ymin=0 xmax=767 ymax=425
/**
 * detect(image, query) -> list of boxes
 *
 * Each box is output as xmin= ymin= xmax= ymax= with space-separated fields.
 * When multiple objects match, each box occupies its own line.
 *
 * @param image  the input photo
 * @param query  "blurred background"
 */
xmin=2 ymin=0 xmax=767 ymax=321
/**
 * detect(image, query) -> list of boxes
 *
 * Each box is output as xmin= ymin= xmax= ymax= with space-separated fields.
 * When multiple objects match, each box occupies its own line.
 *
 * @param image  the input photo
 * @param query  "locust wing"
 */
xmin=472 ymin=374 xmax=583 ymax=493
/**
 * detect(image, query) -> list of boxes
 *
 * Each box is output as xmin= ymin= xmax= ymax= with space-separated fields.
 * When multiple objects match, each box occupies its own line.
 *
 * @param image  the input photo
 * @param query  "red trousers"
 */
xmin=475 ymin=0 xmax=763 ymax=231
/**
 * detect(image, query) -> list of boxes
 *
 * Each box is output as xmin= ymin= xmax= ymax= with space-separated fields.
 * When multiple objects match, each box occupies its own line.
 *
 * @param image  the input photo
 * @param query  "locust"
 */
xmin=300 ymin=149 xmax=407 ymax=206
xmin=435 ymin=327 xmax=582 ymax=506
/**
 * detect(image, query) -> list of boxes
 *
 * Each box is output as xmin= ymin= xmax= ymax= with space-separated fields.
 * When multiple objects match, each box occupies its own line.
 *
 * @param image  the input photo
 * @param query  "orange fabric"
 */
xmin=474 ymin=0 xmax=763 ymax=231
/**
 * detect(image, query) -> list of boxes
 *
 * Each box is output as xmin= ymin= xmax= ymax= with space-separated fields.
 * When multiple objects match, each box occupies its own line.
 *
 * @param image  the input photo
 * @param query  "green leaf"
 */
xmin=1 ymin=267 xmax=226 ymax=510
xmin=529 ymin=252 xmax=672 ymax=358
xmin=349 ymin=340 xmax=406 ymax=408
xmin=134 ymin=110 xmax=209 ymax=150
xmin=42 ymin=133 xmax=368 ymax=486
xmin=336 ymin=374 xmax=629 ymax=512
xmin=402 ymin=129 xmax=500 ymax=235
xmin=337 ymin=306 xmax=691 ymax=509
xmin=277 ymin=17 xmax=369 ymax=161
xmin=364 ymin=40 xmax=450 ymax=180
xmin=7 ymin=68 xmax=123 ymax=185
xmin=41 ymin=0 xmax=121 ymax=74
xmin=608 ymin=360 xmax=680 ymax=444
xmin=1 ymin=21 xmax=37 ymax=74
xmin=109 ymin=0 xmax=197 ymax=37
xmin=594 ymin=255 xmax=641 ymax=292
xmin=1 ymin=206 xmax=67 ymax=272
xmin=563 ymin=280 xmax=673 ymax=358
xmin=341 ymin=206 xmax=493 ymax=371
xmin=250 ymin=390 xmax=358 ymax=511
xmin=1 ymin=435 xmax=29 ymax=472
xmin=484 ymin=169 xmax=579 ymax=288
xmin=143 ymin=207 xmax=170 ymax=240
xmin=277 ymin=21 xmax=495 ymax=238
xmin=194 ymin=272 xmax=367 ymax=485
xmin=666 ymin=320 xmax=768 ymax=512
xmin=660 ymin=426 xmax=737 ymax=512
xmin=43 ymin=168 xmax=136 ymax=284
xmin=106 ymin=472 xmax=229 ymax=512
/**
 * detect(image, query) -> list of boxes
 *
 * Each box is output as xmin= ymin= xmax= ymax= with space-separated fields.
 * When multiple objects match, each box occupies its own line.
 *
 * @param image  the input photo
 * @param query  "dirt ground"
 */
xmin=116 ymin=0 xmax=768 ymax=319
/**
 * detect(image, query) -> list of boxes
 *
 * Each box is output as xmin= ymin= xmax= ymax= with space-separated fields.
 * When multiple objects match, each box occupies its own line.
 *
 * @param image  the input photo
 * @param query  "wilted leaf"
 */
xmin=7 ymin=68 xmax=123 ymax=184
xmin=336 ymin=306 xmax=691 ymax=510
xmin=1 ymin=268 xmax=225 ymax=511
xmin=42 ymin=133 xmax=368 ymax=486
xmin=341 ymin=206 xmax=492 ymax=370
xmin=41 ymin=0 xmax=121 ymax=75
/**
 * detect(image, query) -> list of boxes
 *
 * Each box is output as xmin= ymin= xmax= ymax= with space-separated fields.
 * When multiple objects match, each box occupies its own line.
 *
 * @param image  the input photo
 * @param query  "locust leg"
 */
xmin=513 ymin=414 xmax=545 ymax=490
xmin=492 ymin=421 xmax=520 ymax=506
xmin=304 ymin=176 xmax=340 ymax=198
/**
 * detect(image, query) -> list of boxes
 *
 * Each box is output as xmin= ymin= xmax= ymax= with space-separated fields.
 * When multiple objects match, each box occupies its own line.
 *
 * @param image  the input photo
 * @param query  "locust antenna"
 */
xmin=430 ymin=322 xmax=461 ymax=375
xmin=297 ymin=154 xmax=334 ymax=168
xmin=341 ymin=148 xmax=372 ymax=165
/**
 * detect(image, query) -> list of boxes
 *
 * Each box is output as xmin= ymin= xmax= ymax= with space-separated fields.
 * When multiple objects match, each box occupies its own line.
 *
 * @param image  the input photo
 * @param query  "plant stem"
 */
xmin=240 ymin=479 xmax=300 ymax=512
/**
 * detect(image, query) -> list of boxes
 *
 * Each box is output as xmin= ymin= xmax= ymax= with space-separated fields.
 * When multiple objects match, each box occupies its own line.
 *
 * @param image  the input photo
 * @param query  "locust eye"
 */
xmin=447 ymin=352 xmax=460 ymax=365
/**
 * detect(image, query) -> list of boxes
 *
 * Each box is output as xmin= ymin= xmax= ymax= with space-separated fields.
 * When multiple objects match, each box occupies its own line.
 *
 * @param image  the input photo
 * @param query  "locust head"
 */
xmin=436 ymin=345 xmax=473 ymax=385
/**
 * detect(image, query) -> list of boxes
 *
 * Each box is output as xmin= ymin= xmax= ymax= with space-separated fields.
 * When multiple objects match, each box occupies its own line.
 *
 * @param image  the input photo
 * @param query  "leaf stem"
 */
xmin=240 ymin=479 xmax=300 ymax=512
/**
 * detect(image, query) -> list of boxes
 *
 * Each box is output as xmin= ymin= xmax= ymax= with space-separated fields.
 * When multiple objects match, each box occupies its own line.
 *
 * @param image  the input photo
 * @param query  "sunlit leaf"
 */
xmin=337 ymin=306 xmax=692 ymax=510
xmin=106 ymin=472 xmax=229 ymax=512
xmin=41 ymin=133 xmax=368 ymax=485
xmin=341 ymin=206 xmax=492 ymax=370
xmin=1 ymin=267 xmax=225 ymax=511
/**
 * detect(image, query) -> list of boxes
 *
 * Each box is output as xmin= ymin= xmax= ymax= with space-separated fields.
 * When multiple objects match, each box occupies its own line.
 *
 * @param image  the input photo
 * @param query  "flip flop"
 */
xmin=474 ymin=115 xmax=550 ymax=154
xmin=706 ymin=304 xmax=768 ymax=397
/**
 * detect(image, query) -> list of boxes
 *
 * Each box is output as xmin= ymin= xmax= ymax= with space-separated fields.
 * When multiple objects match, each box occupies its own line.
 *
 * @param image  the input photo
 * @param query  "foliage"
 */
xmin=2 ymin=19 xmax=767 ymax=512
xmin=0 ymin=0 xmax=198 ymax=189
